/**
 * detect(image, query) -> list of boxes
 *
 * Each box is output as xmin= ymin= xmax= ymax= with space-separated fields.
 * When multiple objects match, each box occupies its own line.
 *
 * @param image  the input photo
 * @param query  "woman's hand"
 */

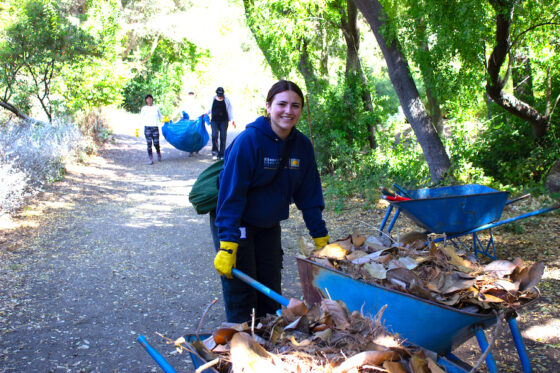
xmin=214 ymin=241 xmax=238 ymax=278
xmin=312 ymin=236 xmax=329 ymax=250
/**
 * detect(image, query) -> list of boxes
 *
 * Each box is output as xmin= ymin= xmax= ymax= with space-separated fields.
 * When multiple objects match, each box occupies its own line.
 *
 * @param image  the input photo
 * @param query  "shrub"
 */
xmin=0 ymin=118 xmax=91 ymax=214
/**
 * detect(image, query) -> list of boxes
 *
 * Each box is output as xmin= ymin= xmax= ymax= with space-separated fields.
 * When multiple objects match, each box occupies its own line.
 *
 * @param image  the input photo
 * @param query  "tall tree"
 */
xmin=352 ymin=0 xmax=451 ymax=182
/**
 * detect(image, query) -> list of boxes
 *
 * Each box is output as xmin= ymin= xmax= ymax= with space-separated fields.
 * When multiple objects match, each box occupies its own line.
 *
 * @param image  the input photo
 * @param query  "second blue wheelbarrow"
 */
xmin=379 ymin=184 xmax=559 ymax=259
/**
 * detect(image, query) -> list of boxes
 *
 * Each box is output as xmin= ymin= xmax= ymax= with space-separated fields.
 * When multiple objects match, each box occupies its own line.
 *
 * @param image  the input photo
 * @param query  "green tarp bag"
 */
xmin=189 ymin=159 xmax=224 ymax=214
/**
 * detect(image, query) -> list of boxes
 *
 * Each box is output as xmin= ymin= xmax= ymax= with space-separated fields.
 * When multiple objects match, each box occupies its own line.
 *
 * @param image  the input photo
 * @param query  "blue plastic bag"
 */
xmin=162 ymin=114 xmax=209 ymax=153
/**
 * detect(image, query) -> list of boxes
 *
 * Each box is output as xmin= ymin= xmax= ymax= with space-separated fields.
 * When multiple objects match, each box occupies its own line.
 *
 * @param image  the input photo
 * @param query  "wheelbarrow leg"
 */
xmin=474 ymin=326 xmax=498 ymax=373
xmin=472 ymin=230 xmax=497 ymax=260
xmin=386 ymin=207 xmax=401 ymax=235
xmin=378 ymin=205 xmax=393 ymax=236
xmin=507 ymin=312 xmax=532 ymax=373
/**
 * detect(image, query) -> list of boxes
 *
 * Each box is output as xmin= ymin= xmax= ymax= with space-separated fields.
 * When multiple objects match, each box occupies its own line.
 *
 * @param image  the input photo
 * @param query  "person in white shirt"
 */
xmin=140 ymin=94 xmax=163 ymax=165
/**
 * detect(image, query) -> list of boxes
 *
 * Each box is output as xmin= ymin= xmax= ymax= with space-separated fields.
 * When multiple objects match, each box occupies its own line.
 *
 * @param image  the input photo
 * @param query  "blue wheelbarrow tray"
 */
xmin=184 ymin=334 xmax=220 ymax=373
xmin=390 ymin=184 xmax=509 ymax=234
xmin=297 ymin=257 xmax=535 ymax=356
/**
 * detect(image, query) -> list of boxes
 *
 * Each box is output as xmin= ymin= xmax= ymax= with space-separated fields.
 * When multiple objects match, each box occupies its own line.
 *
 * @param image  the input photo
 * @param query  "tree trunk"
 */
xmin=415 ymin=18 xmax=444 ymax=134
xmin=512 ymin=49 xmax=535 ymax=106
xmin=486 ymin=0 xmax=548 ymax=138
xmin=425 ymin=86 xmax=444 ymax=134
xmin=297 ymin=39 xmax=320 ymax=92
xmin=352 ymin=0 xmax=451 ymax=183
xmin=340 ymin=0 xmax=377 ymax=149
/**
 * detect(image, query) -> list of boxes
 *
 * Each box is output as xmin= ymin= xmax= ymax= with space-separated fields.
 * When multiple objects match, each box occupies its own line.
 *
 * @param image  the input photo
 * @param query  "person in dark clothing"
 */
xmin=211 ymin=80 xmax=329 ymax=322
xmin=206 ymin=87 xmax=234 ymax=160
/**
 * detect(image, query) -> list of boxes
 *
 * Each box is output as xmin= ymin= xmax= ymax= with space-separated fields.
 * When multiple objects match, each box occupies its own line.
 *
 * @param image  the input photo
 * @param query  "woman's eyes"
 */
xmin=277 ymin=102 xmax=301 ymax=109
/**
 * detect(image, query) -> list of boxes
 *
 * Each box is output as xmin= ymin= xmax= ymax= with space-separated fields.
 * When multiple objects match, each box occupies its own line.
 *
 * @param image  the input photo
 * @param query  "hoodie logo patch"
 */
xmin=264 ymin=157 xmax=281 ymax=169
xmin=289 ymin=158 xmax=300 ymax=169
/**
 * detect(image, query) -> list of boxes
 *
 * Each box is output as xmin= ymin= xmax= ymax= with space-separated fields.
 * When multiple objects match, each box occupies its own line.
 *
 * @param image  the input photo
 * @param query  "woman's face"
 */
xmin=266 ymin=90 xmax=302 ymax=140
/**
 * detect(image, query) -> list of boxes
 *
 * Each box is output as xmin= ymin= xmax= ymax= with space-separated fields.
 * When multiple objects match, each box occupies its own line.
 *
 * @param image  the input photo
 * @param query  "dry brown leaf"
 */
xmin=321 ymin=299 xmax=350 ymax=329
xmin=439 ymin=245 xmax=473 ymax=270
xmin=484 ymin=260 xmax=518 ymax=278
xmin=312 ymin=327 xmax=332 ymax=342
xmin=346 ymin=250 xmax=368 ymax=262
xmin=438 ymin=272 xmax=476 ymax=294
xmin=313 ymin=243 xmax=348 ymax=260
xmin=427 ymin=357 xmax=446 ymax=373
xmin=334 ymin=350 xmax=398 ymax=373
xmin=516 ymin=262 xmax=545 ymax=291
xmin=213 ymin=328 xmax=238 ymax=344
xmin=477 ymin=292 xmax=505 ymax=303
xmin=383 ymin=360 xmax=408 ymax=373
xmin=351 ymin=228 xmax=367 ymax=247
xmin=363 ymin=262 xmax=388 ymax=280
xmin=409 ymin=351 xmax=429 ymax=373
xmin=230 ymin=332 xmax=282 ymax=373
xmin=298 ymin=236 xmax=316 ymax=257
xmin=400 ymin=231 xmax=428 ymax=250
xmin=386 ymin=268 xmax=432 ymax=299
xmin=334 ymin=235 xmax=353 ymax=251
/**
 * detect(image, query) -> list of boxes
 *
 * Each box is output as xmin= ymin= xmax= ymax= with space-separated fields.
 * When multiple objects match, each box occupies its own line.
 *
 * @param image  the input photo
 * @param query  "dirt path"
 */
xmin=1 ymin=113 xmax=559 ymax=372
xmin=0 ymin=115 xmax=306 ymax=372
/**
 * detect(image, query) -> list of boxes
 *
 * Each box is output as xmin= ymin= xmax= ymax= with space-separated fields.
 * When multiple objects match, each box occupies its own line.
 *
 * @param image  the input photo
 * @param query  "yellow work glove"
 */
xmin=313 ymin=235 xmax=329 ymax=250
xmin=214 ymin=241 xmax=238 ymax=279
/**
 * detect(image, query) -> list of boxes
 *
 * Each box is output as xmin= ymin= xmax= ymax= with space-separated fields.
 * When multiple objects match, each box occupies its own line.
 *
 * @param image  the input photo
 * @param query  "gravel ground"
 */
xmin=1 ymin=113 xmax=558 ymax=372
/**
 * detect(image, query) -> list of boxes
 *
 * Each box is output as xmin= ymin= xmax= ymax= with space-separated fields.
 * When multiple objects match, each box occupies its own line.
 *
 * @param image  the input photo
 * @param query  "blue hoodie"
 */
xmin=216 ymin=116 xmax=327 ymax=243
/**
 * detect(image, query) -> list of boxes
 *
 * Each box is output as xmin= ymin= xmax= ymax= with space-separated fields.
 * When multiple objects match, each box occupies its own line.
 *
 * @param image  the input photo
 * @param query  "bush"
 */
xmin=0 ymin=118 xmax=91 ymax=214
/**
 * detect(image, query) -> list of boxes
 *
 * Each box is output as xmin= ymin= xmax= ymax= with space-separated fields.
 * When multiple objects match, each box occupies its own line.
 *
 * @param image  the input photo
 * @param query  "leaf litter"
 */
xmin=303 ymin=229 xmax=543 ymax=313
xmin=168 ymin=298 xmax=450 ymax=373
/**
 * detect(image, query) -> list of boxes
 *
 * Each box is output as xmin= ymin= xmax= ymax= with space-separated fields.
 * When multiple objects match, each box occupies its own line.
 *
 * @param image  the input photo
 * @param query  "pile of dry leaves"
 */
xmin=302 ymin=229 xmax=543 ymax=313
xmin=176 ymin=298 xmax=449 ymax=373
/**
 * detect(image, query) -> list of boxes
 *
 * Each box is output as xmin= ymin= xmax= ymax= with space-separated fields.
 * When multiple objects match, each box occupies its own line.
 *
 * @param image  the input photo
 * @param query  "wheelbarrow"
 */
xmin=138 ymin=269 xmax=470 ymax=373
xmin=379 ymin=183 xmax=559 ymax=259
xmin=297 ymin=257 xmax=537 ymax=373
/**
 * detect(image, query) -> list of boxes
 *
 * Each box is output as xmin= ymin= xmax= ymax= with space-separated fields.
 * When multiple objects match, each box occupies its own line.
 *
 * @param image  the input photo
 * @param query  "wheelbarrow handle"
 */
xmin=137 ymin=335 xmax=177 ymax=373
xmin=232 ymin=268 xmax=290 ymax=307
xmin=393 ymin=183 xmax=414 ymax=199
xmin=505 ymin=193 xmax=530 ymax=205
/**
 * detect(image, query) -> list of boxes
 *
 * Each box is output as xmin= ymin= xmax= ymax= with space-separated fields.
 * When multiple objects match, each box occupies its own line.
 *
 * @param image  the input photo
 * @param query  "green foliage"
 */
xmin=305 ymin=74 xmax=384 ymax=170
xmin=470 ymin=112 xmax=560 ymax=187
xmin=0 ymin=0 xmax=101 ymax=120
xmin=56 ymin=0 xmax=126 ymax=115
xmin=0 ymin=0 xmax=127 ymax=120
xmin=121 ymin=37 xmax=207 ymax=115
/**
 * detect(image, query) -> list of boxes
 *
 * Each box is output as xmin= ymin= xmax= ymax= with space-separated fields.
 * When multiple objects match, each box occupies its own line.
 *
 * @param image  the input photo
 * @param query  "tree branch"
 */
xmin=485 ymin=0 xmax=549 ymax=138
xmin=509 ymin=20 xmax=560 ymax=53
xmin=0 ymin=99 xmax=42 ymax=124
xmin=141 ymin=32 xmax=161 ymax=64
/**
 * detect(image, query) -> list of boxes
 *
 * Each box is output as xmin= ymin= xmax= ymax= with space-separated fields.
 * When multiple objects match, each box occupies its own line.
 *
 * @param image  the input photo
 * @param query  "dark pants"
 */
xmin=210 ymin=121 xmax=228 ymax=157
xmin=144 ymin=126 xmax=160 ymax=157
xmin=210 ymin=211 xmax=283 ymax=322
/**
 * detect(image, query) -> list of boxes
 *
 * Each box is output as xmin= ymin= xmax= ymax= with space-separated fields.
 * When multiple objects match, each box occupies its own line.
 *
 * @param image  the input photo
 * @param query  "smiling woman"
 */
xmin=209 ymin=80 xmax=330 ymax=323
xmin=265 ymin=87 xmax=304 ymax=140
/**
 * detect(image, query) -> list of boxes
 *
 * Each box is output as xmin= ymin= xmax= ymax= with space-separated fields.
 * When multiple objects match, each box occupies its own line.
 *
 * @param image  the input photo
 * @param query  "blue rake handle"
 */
xmin=232 ymin=268 xmax=290 ymax=307
xmin=137 ymin=335 xmax=177 ymax=373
